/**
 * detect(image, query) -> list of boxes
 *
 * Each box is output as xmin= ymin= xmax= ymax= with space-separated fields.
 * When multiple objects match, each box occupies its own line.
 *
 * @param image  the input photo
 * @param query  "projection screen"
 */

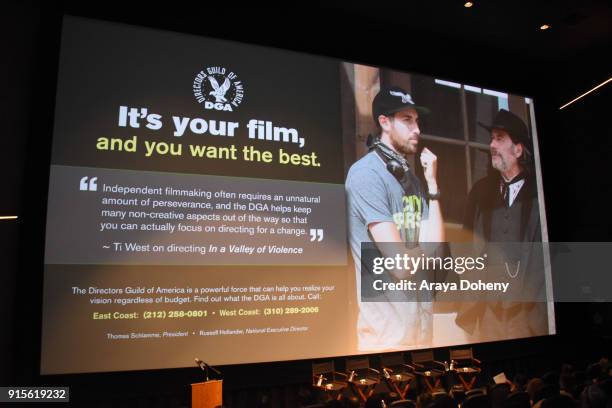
xmin=41 ymin=16 xmax=554 ymax=374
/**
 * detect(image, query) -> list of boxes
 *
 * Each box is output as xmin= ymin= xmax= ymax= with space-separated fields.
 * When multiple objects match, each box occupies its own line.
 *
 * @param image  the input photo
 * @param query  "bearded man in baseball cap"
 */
xmin=345 ymin=85 xmax=445 ymax=351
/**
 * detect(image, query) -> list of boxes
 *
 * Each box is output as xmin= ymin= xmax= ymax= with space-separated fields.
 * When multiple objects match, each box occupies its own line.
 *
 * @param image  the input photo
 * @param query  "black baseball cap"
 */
xmin=478 ymin=109 xmax=530 ymax=147
xmin=372 ymin=86 xmax=430 ymax=126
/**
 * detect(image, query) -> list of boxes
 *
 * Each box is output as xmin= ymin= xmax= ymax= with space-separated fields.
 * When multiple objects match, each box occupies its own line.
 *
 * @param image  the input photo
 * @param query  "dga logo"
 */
xmin=193 ymin=66 xmax=244 ymax=112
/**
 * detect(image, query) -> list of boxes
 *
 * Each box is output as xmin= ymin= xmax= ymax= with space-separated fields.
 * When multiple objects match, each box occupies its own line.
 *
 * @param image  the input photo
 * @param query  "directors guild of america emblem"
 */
xmin=193 ymin=66 xmax=244 ymax=112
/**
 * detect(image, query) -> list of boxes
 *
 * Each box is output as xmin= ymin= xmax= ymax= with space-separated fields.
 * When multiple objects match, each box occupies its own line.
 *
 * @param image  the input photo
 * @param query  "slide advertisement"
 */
xmin=41 ymin=17 xmax=553 ymax=374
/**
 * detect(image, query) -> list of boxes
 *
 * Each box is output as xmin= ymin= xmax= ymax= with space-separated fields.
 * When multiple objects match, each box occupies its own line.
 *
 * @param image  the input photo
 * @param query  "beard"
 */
xmin=392 ymin=137 xmax=418 ymax=156
xmin=491 ymin=151 xmax=508 ymax=172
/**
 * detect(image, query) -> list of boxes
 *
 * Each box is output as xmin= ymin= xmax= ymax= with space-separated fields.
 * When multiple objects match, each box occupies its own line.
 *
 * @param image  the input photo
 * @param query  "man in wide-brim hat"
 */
xmin=458 ymin=108 xmax=548 ymax=340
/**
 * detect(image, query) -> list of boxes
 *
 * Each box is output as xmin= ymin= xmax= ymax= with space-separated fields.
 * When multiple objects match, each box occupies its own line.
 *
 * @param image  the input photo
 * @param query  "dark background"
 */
xmin=50 ymin=16 xmax=344 ymax=183
xmin=1 ymin=1 xmax=611 ymax=407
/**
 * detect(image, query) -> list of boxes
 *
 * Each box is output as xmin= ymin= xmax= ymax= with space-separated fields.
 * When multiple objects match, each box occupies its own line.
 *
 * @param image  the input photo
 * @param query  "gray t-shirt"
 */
xmin=346 ymin=151 xmax=428 ymax=260
xmin=345 ymin=150 xmax=432 ymax=351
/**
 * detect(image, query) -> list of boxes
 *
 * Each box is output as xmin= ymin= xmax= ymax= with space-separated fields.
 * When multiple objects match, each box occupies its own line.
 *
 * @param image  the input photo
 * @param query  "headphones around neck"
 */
xmin=367 ymin=135 xmax=409 ymax=181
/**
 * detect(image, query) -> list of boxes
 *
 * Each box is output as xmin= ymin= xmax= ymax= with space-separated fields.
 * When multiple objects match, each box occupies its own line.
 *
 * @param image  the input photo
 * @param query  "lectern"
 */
xmin=191 ymin=379 xmax=222 ymax=408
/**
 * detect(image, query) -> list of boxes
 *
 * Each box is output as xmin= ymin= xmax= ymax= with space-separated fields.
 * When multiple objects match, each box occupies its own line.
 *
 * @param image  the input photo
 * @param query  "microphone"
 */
xmin=194 ymin=358 xmax=222 ymax=376
xmin=195 ymin=357 xmax=205 ymax=370
xmin=207 ymin=363 xmax=221 ymax=376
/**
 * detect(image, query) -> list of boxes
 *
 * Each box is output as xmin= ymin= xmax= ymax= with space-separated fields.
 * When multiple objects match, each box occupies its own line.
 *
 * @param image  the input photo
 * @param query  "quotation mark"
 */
xmin=309 ymin=228 xmax=324 ymax=242
xmin=80 ymin=176 xmax=98 ymax=192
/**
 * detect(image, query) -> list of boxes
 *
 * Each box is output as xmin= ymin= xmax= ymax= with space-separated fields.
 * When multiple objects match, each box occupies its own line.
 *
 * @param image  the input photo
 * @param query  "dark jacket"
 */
xmin=463 ymin=171 xmax=541 ymax=243
xmin=455 ymin=171 xmax=548 ymax=337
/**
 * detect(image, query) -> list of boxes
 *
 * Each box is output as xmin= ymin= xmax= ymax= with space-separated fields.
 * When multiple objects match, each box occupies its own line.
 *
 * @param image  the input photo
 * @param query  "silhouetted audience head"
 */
xmin=541 ymin=371 xmax=560 ymax=390
xmin=417 ymin=392 xmax=433 ymax=408
xmin=560 ymin=372 xmax=578 ymax=398
xmin=325 ymin=400 xmax=345 ymax=408
xmin=513 ymin=374 xmax=528 ymax=392
xmin=298 ymin=386 xmax=316 ymax=406
xmin=363 ymin=393 xmax=401 ymax=408
xmin=533 ymin=384 xmax=560 ymax=405
xmin=506 ymin=391 xmax=531 ymax=408
xmin=541 ymin=394 xmax=576 ymax=408
xmin=598 ymin=358 xmax=610 ymax=375
xmin=587 ymin=363 xmax=605 ymax=383
xmin=527 ymin=378 xmax=544 ymax=402
xmin=344 ymin=396 xmax=361 ymax=408
xmin=429 ymin=394 xmax=457 ymax=408
xmin=561 ymin=364 xmax=574 ymax=377
xmin=489 ymin=383 xmax=511 ymax=408
xmin=364 ymin=394 xmax=386 ymax=408
xmin=581 ymin=366 xmax=610 ymax=408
